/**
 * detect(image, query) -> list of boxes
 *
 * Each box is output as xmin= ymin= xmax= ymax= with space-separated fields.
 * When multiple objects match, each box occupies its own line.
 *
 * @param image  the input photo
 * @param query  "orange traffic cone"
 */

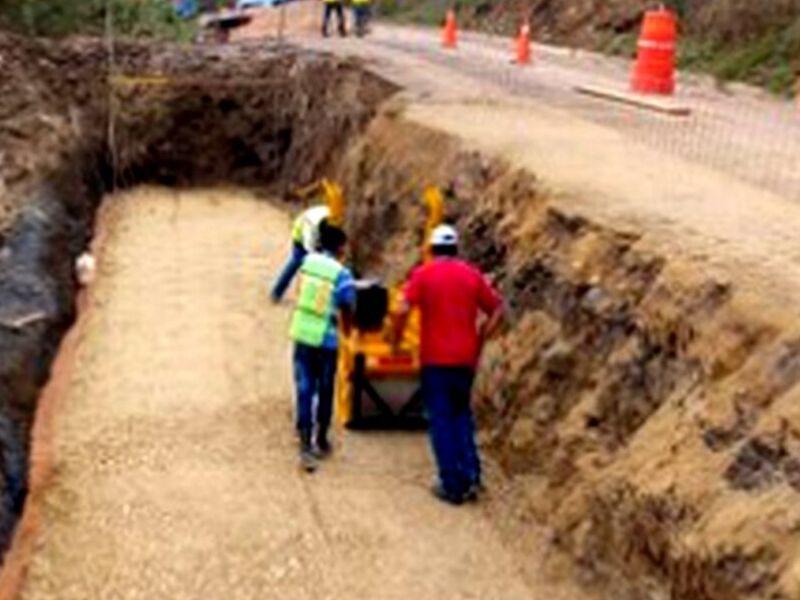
xmin=515 ymin=22 xmax=531 ymax=65
xmin=442 ymin=9 xmax=457 ymax=49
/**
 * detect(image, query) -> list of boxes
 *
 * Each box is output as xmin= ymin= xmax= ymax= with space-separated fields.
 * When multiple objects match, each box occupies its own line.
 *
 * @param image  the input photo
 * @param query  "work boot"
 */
xmin=431 ymin=482 xmax=463 ymax=506
xmin=299 ymin=430 xmax=317 ymax=473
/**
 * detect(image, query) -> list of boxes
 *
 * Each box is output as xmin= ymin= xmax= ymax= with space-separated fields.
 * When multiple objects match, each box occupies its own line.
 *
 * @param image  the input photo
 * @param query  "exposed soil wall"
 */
xmin=337 ymin=113 xmax=800 ymax=600
xmin=0 ymin=31 xmax=394 ymax=555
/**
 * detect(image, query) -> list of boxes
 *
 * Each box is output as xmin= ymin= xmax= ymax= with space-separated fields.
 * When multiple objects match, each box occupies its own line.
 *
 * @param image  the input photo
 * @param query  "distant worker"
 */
xmin=321 ymin=0 xmax=346 ymax=37
xmin=352 ymin=0 xmax=371 ymax=37
xmin=271 ymin=204 xmax=330 ymax=303
xmin=394 ymin=224 xmax=504 ymax=505
xmin=174 ymin=0 xmax=198 ymax=19
xmin=290 ymin=222 xmax=355 ymax=472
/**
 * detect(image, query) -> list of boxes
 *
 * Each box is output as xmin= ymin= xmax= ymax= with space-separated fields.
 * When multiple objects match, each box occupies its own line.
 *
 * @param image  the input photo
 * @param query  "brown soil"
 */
xmin=338 ymin=113 xmax=800 ymax=600
xmin=16 ymin=187 xmax=586 ymax=600
xmin=0 ymin=30 xmax=393 ymax=559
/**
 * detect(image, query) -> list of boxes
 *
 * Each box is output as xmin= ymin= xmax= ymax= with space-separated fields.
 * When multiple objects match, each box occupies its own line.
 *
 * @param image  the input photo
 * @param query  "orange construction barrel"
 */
xmin=442 ymin=9 xmax=457 ymax=49
xmin=631 ymin=8 xmax=677 ymax=95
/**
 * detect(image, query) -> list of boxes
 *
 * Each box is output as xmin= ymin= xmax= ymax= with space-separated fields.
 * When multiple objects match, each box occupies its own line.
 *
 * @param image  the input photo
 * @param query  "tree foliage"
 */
xmin=0 ymin=0 xmax=191 ymax=38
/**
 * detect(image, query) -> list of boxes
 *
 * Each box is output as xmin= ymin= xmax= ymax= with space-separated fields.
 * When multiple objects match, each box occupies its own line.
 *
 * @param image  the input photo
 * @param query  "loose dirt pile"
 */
xmin=338 ymin=113 xmax=800 ymax=600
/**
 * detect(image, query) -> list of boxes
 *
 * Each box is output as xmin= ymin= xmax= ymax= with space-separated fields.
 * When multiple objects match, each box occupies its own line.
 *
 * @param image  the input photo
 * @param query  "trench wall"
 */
xmin=0 ymin=32 xmax=394 ymax=555
xmin=337 ymin=113 xmax=800 ymax=600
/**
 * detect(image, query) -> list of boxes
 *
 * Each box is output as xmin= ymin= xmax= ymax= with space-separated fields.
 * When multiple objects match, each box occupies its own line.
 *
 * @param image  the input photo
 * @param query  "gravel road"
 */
xmin=18 ymin=188 xmax=573 ymax=600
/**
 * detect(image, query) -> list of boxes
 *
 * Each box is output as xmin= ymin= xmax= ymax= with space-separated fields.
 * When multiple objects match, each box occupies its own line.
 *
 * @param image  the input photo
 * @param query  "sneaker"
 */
xmin=299 ymin=429 xmax=317 ymax=473
xmin=431 ymin=483 xmax=463 ymax=506
xmin=464 ymin=482 xmax=485 ymax=502
xmin=299 ymin=449 xmax=318 ymax=473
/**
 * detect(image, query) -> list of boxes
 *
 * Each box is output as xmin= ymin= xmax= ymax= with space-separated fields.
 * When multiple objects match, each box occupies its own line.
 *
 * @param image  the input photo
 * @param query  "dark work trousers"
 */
xmin=271 ymin=241 xmax=306 ymax=302
xmin=293 ymin=343 xmax=338 ymax=436
xmin=322 ymin=2 xmax=346 ymax=37
xmin=352 ymin=4 xmax=370 ymax=36
xmin=421 ymin=366 xmax=481 ymax=498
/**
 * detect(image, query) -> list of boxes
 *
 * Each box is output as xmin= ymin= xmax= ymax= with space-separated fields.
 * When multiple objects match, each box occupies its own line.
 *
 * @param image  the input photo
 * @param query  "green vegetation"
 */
xmin=604 ymin=18 xmax=800 ymax=96
xmin=682 ymin=22 xmax=800 ymax=95
xmin=0 ymin=0 xmax=194 ymax=40
xmin=376 ymin=0 xmax=448 ymax=25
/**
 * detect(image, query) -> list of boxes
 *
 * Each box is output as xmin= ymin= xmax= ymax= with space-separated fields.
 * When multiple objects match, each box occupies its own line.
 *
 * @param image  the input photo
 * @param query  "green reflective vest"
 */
xmin=290 ymin=253 xmax=344 ymax=347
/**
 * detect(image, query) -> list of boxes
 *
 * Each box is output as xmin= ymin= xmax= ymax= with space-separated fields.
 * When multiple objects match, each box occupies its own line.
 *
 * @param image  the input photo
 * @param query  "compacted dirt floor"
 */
xmin=17 ymin=187 xmax=572 ymax=600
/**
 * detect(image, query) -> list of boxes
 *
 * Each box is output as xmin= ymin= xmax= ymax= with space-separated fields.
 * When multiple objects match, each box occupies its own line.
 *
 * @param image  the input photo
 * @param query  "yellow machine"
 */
xmin=292 ymin=178 xmax=345 ymax=226
xmin=335 ymin=186 xmax=445 ymax=429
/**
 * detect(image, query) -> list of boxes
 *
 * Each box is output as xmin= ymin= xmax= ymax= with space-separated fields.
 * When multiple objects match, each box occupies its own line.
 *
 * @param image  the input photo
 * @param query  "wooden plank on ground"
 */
xmin=575 ymin=84 xmax=692 ymax=117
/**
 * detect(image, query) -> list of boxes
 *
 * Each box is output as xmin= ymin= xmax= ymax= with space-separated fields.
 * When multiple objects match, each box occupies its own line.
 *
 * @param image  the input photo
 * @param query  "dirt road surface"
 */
xmin=237 ymin=5 xmax=800 ymax=307
xmin=18 ymin=187 xmax=580 ymax=600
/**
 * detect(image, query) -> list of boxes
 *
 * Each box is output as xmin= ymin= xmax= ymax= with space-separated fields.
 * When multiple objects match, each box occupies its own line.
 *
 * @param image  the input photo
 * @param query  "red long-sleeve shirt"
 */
xmin=404 ymin=258 xmax=502 ymax=368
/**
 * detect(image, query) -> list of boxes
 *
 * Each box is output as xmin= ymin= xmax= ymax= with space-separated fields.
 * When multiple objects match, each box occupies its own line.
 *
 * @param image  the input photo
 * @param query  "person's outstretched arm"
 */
xmin=476 ymin=271 xmax=505 ymax=347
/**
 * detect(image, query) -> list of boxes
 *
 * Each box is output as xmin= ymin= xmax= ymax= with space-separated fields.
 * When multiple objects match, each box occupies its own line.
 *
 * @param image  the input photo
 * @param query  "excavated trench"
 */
xmin=0 ymin=32 xmax=394 ymax=557
xmin=2 ymin=29 xmax=800 ymax=600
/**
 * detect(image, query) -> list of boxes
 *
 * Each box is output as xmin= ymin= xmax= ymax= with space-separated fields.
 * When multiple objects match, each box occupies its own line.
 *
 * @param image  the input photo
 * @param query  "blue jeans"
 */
xmin=352 ymin=5 xmax=370 ymax=35
xmin=271 ymin=242 xmax=306 ymax=301
xmin=294 ymin=343 xmax=338 ymax=434
xmin=421 ymin=366 xmax=481 ymax=498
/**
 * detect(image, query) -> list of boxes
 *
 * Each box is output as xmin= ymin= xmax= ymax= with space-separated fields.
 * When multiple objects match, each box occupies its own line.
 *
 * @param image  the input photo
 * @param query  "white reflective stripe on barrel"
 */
xmin=638 ymin=40 xmax=675 ymax=50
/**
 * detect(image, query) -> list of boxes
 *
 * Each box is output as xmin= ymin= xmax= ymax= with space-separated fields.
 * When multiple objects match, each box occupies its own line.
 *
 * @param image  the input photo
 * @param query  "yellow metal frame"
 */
xmin=335 ymin=185 xmax=445 ymax=426
xmin=322 ymin=179 xmax=345 ymax=227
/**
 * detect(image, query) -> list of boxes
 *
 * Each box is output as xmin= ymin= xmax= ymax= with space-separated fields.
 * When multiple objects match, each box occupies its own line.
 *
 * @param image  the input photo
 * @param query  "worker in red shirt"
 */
xmin=394 ymin=224 xmax=504 ymax=505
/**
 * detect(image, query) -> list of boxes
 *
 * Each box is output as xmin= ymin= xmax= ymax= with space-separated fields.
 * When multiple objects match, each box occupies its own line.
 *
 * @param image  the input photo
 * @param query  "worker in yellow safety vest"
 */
xmin=351 ymin=0 xmax=371 ymax=37
xmin=289 ymin=222 xmax=355 ymax=472
xmin=321 ymin=0 xmax=346 ymax=37
xmin=270 ymin=204 xmax=330 ymax=303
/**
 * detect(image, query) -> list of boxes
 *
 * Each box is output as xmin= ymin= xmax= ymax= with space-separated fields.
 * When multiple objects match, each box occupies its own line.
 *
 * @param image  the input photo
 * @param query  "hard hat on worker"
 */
xmin=430 ymin=224 xmax=458 ymax=247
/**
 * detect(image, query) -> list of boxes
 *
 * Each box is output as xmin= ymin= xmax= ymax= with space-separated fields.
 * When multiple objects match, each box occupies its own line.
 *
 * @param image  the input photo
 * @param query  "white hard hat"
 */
xmin=430 ymin=224 xmax=459 ymax=246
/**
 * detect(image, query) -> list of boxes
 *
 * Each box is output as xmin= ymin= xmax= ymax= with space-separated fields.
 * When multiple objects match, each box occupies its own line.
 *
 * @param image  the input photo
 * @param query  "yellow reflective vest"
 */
xmin=291 ymin=205 xmax=330 ymax=251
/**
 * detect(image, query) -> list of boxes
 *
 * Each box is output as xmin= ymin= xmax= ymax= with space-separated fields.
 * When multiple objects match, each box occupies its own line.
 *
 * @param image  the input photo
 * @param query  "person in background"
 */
xmin=321 ymin=0 xmax=347 ymax=37
xmin=394 ymin=224 xmax=505 ymax=505
xmin=174 ymin=0 xmax=198 ymax=19
xmin=271 ymin=204 xmax=330 ymax=303
xmin=352 ymin=0 xmax=371 ymax=37
xmin=289 ymin=222 xmax=355 ymax=472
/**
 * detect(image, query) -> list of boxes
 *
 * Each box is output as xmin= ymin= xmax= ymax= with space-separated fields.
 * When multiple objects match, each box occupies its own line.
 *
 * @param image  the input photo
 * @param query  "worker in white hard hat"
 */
xmin=394 ymin=224 xmax=505 ymax=505
xmin=271 ymin=204 xmax=330 ymax=303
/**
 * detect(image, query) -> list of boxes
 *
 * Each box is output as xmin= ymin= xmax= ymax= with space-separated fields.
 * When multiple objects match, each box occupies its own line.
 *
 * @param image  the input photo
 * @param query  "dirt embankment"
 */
xmin=0 ymin=31 xmax=393 ymax=557
xmin=338 ymin=113 xmax=800 ymax=600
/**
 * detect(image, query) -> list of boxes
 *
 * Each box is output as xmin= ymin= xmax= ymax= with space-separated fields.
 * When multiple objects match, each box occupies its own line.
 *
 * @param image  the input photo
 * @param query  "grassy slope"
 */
xmin=0 ymin=0 xmax=193 ymax=39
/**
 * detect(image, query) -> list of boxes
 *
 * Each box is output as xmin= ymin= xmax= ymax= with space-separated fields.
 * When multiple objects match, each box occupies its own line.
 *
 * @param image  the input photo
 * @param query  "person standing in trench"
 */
xmin=394 ymin=224 xmax=505 ymax=505
xmin=289 ymin=222 xmax=355 ymax=472
xmin=271 ymin=204 xmax=330 ymax=303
